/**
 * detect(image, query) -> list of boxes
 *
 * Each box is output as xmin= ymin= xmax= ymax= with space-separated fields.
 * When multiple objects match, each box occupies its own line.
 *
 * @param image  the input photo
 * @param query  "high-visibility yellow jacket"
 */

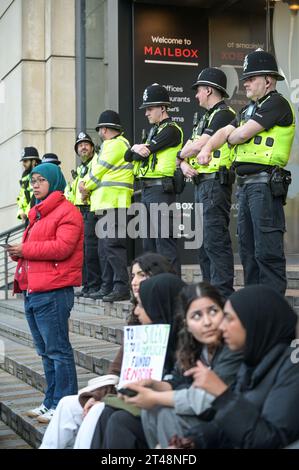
xmin=83 ymin=135 xmax=134 ymax=211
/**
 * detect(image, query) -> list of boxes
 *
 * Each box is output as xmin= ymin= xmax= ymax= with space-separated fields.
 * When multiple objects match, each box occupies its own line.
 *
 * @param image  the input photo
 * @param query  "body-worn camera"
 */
xmin=71 ymin=169 xmax=78 ymax=180
xmin=269 ymin=166 xmax=292 ymax=205
xmin=173 ymin=167 xmax=186 ymax=194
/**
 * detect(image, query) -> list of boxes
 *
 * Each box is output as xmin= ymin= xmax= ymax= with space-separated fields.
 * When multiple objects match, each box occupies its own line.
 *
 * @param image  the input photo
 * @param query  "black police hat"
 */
xmin=20 ymin=146 xmax=41 ymax=162
xmin=241 ymin=49 xmax=285 ymax=81
xmin=192 ymin=68 xmax=229 ymax=98
xmin=74 ymin=132 xmax=94 ymax=152
xmin=95 ymin=110 xmax=123 ymax=132
xmin=42 ymin=153 xmax=61 ymax=165
xmin=139 ymin=83 xmax=171 ymax=109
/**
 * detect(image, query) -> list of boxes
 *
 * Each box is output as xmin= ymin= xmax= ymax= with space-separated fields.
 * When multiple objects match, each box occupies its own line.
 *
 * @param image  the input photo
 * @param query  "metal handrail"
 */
xmin=0 ymin=223 xmax=25 ymax=300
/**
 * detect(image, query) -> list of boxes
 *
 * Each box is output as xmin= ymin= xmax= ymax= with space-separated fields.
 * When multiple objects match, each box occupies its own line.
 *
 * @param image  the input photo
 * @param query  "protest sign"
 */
xmin=118 ymin=324 xmax=170 ymax=388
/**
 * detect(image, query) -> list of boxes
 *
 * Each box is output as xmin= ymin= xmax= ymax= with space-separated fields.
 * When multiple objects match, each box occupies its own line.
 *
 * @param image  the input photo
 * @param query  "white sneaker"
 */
xmin=37 ymin=408 xmax=56 ymax=424
xmin=26 ymin=403 xmax=48 ymax=418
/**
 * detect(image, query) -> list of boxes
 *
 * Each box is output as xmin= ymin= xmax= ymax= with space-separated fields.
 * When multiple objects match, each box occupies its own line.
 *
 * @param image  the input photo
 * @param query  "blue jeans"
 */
xmin=236 ymin=182 xmax=286 ymax=294
xmin=24 ymin=287 xmax=78 ymax=409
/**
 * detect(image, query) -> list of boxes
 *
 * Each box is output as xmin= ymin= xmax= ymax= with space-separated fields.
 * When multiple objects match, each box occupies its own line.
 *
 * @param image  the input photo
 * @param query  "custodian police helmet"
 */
xmin=192 ymin=67 xmax=229 ymax=98
xmin=241 ymin=49 xmax=285 ymax=81
xmin=20 ymin=147 xmax=41 ymax=162
xmin=74 ymin=132 xmax=94 ymax=153
xmin=139 ymin=83 xmax=171 ymax=109
xmin=41 ymin=153 xmax=61 ymax=165
xmin=95 ymin=110 xmax=123 ymax=132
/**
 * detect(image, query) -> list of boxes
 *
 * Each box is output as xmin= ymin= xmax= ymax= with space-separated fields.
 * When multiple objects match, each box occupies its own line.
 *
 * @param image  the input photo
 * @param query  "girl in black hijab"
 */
xmin=90 ymin=273 xmax=185 ymax=449
xmin=137 ymin=273 xmax=185 ymax=375
xmin=172 ymin=284 xmax=299 ymax=449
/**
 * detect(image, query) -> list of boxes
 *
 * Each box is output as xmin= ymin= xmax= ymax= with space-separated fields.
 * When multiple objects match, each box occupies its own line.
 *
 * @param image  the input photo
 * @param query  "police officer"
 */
xmin=17 ymin=147 xmax=41 ymax=224
xmin=177 ymin=68 xmax=236 ymax=299
xmin=41 ymin=153 xmax=61 ymax=165
xmin=126 ymin=83 xmax=183 ymax=274
xmin=198 ymin=50 xmax=295 ymax=294
xmin=67 ymin=132 xmax=101 ymax=298
xmin=79 ymin=111 xmax=133 ymax=302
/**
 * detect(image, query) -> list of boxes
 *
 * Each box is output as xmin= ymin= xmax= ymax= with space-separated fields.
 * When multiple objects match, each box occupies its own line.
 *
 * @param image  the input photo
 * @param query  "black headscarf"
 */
xmin=229 ymin=285 xmax=297 ymax=367
xmin=139 ymin=273 xmax=185 ymax=373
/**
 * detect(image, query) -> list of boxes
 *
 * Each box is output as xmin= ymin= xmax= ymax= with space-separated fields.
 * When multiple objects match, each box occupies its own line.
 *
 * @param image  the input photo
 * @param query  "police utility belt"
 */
xmin=193 ymin=166 xmax=235 ymax=186
xmin=236 ymin=167 xmax=292 ymax=205
xmin=139 ymin=171 xmax=186 ymax=195
xmin=140 ymin=177 xmax=174 ymax=193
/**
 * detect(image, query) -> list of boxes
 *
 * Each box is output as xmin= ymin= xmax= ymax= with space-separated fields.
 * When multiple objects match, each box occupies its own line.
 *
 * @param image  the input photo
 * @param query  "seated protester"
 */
xmin=139 ymin=282 xmax=243 ymax=448
xmin=169 ymin=285 xmax=299 ymax=449
xmin=90 ymin=273 xmax=186 ymax=449
xmin=39 ymin=254 xmax=175 ymax=449
xmin=98 ymin=283 xmax=243 ymax=449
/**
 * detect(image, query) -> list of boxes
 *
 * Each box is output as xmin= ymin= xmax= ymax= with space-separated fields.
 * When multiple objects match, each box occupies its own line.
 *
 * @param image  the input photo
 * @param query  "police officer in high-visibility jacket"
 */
xmin=177 ymin=68 xmax=236 ymax=299
xmin=79 ymin=111 xmax=133 ymax=302
xmin=125 ymin=84 xmax=183 ymax=275
xmin=17 ymin=147 xmax=41 ymax=224
xmin=198 ymin=50 xmax=295 ymax=294
xmin=67 ymin=132 xmax=101 ymax=298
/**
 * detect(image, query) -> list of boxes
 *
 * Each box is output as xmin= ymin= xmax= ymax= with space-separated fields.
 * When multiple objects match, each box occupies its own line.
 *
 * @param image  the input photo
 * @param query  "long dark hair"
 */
xmin=176 ymin=282 xmax=224 ymax=370
xmin=131 ymin=252 xmax=175 ymax=278
xmin=127 ymin=252 xmax=175 ymax=324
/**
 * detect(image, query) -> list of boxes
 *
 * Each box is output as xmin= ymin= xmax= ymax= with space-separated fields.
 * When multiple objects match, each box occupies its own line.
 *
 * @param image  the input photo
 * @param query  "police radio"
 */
xmin=193 ymin=111 xmax=199 ymax=128
xmin=141 ymin=129 xmax=147 ymax=144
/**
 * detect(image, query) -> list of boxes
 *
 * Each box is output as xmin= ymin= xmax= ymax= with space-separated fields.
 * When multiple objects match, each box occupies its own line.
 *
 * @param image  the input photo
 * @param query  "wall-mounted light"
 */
xmin=283 ymin=0 xmax=299 ymax=12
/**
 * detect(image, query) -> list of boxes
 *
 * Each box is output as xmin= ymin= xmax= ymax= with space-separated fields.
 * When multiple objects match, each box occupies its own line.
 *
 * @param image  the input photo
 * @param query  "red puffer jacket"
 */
xmin=14 ymin=191 xmax=84 ymax=294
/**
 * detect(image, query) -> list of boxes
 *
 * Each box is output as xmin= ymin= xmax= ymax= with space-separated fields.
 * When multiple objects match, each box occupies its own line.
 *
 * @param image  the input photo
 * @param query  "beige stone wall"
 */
xmin=0 ymin=0 xmax=113 ymax=233
xmin=0 ymin=0 xmax=77 ymax=232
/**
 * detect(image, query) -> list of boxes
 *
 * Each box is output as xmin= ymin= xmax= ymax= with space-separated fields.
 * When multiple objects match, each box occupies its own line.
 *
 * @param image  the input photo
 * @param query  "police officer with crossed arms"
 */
xmin=125 ymin=83 xmax=183 ymax=275
xmin=198 ymin=50 xmax=295 ymax=295
xmin=177 ymin=68 xmax=236 ymax=299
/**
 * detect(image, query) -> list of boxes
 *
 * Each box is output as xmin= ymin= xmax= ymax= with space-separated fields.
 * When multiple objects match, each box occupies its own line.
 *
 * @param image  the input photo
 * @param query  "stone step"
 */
xmin=0 ymin=334 xmax=99 ymax=394
xmin=0 ymin=368 xmax=48 ymax=448
xmin=0 ymin=419 xmax=32 ymax=449
xmin=0 ymin=312 xmax=120 ymax=376
xmin=0 ymin=299 xmax=126 ymax=345
xmin=74 ymin=296 xmax=132 ymax=319
xmin=232 ymin=265 xmax=299 ymax=290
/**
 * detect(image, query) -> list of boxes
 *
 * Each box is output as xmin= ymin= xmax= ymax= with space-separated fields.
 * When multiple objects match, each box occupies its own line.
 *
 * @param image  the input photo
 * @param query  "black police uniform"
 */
xmin=232 ymin=91 xmax=293 ymax=294
xmin=192 ymin=101 xmax=235 ymax=299
xmin=127 ymin=118 xmax=182 ymax=275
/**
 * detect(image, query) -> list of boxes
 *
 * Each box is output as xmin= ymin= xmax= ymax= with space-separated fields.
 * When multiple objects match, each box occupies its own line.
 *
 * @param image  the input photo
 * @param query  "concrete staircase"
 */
xmin=0 ymin=265 xmax=298 ymax=449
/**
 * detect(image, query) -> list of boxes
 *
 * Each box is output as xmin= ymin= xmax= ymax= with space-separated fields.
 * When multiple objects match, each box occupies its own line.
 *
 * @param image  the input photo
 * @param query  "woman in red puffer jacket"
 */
xmin=9 ymin=163 xmax=84 ymax=424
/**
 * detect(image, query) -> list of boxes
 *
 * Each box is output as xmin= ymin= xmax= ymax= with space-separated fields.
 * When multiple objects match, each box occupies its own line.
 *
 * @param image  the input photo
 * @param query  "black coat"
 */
xmin=168 ymin=344 xmax=243 ymax=390
xmin=186 ymin=343 xmax=299 ymax=448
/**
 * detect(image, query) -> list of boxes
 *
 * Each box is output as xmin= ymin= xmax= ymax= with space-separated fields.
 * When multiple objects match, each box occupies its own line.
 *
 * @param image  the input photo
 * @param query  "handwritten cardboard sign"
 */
xmin=119 ymin=324 xmax=170 ymax=388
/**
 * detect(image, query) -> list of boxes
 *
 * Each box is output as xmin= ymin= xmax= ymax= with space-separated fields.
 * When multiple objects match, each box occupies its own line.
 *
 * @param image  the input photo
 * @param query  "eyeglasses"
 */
xmin=30 ymin=177 xmax=48 ymax=186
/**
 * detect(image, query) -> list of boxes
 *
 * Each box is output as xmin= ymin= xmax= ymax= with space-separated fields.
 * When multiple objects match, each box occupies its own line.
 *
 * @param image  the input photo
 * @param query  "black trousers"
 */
xmin=194 ymin=180 xmax=234 ymax=299
xmin=96 ymin=209 xmax=129 ymax=293
xmin=79 ymin=207 xmax=101 ymax=290
xmin=90 ymin=405 xmax=148 ymax=449
xmin=236 ymin=182 xmax=286 ymax=295
xmin=141 ymin=186 xmax=180 ymax=276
